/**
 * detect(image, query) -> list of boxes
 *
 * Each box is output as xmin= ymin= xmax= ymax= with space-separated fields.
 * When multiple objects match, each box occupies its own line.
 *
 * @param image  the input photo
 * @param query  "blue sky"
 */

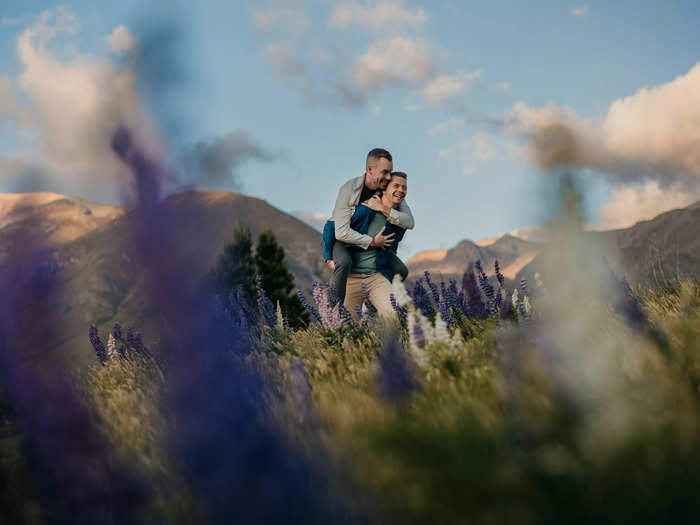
xmin=1 ymin=1 xmax=699 ymax=258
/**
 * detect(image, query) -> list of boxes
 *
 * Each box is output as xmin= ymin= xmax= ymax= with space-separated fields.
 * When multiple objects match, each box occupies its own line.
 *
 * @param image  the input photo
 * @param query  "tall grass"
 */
xmin=2 ymin=261 xmax=700 ymax=523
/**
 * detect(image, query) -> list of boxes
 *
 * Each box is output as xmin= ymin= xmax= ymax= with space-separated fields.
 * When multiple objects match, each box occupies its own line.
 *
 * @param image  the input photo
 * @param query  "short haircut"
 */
xmin=366 ymin=148 xmax=392 ymax=163
xmin=391 ymin=171 xmax=407 ymax=180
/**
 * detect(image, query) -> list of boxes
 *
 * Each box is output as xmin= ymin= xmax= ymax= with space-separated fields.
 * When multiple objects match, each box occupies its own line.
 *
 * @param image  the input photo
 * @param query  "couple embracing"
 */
xmin=322 ymin=148 xmax=413 ymax=319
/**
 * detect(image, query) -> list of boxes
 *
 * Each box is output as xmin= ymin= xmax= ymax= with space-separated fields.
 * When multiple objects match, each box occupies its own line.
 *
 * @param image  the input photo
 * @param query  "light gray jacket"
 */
xmin=331 ymin=175 xmax=414 ymax=250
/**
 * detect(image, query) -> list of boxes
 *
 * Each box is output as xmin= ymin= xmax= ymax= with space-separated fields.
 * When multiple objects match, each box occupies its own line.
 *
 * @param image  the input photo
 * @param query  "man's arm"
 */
xmin=386 ymin=200 xmax=414 ymax=230
xmin=332 ymin=181 xmax=373 ymax=249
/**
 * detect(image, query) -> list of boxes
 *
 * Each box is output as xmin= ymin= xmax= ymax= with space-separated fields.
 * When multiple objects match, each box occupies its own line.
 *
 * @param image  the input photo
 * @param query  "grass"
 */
xmin=2 ymin=281 xmax=700 ymax=523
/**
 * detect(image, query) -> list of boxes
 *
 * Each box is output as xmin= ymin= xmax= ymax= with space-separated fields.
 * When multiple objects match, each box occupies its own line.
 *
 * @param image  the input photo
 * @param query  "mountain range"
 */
xmin=2 ymin=190 xmax=698 ymax=369
xmin=0 ymin=191 xmax=328 ymax=370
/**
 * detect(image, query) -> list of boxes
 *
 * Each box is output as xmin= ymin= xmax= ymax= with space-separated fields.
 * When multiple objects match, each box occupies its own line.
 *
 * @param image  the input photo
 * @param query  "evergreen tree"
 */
xmin=210 ymin=227 xmax=257 ymax=308
xmin=254 ymin=229 xmax=309 ymax=328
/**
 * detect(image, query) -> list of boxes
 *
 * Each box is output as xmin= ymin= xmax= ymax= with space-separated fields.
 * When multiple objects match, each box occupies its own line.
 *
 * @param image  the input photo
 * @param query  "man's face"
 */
xmin=384 ymin=175 xmax=407 ymax=207
xmin=365 ymin=157 xmax=393 ymax=190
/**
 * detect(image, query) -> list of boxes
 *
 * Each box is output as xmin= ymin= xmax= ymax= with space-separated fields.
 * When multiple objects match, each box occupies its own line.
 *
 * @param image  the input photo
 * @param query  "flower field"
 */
xmin=3 ymin=259 xmax=700 ymax=524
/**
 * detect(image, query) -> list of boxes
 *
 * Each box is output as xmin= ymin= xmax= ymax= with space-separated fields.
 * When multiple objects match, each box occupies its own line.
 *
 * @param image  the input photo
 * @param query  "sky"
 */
xmin=1 ymin=1 xmax=700 ymax=259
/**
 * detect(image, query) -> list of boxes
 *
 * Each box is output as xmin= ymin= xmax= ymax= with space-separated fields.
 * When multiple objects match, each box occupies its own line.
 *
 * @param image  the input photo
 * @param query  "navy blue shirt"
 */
xmin=322 ymin=204 xmax=406 ymax=282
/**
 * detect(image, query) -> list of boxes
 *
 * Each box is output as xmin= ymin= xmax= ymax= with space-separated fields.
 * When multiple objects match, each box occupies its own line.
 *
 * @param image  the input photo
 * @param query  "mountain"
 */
xmin=409 ymin=199 xmax=700 ymax=290
xmin=407 ymin=234 xmax=540 ymax=283
xmin=515 ymin=200 xmax=700 ymax=287
xmin=0 ymin=192 xmax=124 ymax=267
xmin=2 ymin=190 xmax=328 ymax=370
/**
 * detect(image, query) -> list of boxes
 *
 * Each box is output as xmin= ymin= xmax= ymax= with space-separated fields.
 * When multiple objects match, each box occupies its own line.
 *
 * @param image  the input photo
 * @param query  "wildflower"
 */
xmin=256 ymin=275 xmax=276 ymax=327
xmin=462 ymin=264 xmax=486 ymax=319
xmin=376 ymin=335 xmax=418 ymax=405
xmin=275 ymin=300 xmax=285 ymax=332
xmin=520 ymin=278 xmax=528 ymax=296
xmin=297 ymin=290 xmax=322 ymax=324
xmin=107 ymin=333 xmax=120 ymax=362
xmin=112 ymin=322 xmax=122 ymax=340
xmin=438 ymin=299 xmax=456 ymax=328
xmin=424 ymin=270 xmax=441 ymax=305
xmin=88 ymin=325 xmax=107 ymax=365
xmin=495 ymin=260 xmax=505 ymax=286
xmin=390 ymin=293 xmax=407 ymax=328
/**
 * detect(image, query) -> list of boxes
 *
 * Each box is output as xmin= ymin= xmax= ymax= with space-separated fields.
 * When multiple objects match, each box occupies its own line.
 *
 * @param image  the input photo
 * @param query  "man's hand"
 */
xmin=370 ymin=226 xmax=395 ymax=250
xmin=325 ymin=260 xmax=336 ymax=271
xmin=361 ymin=194 xmax=388 ymax=216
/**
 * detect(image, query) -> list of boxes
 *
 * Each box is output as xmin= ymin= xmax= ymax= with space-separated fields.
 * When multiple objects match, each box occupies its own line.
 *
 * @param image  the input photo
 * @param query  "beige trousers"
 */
xmin=344 ymin=272 xmax=395 ymax=320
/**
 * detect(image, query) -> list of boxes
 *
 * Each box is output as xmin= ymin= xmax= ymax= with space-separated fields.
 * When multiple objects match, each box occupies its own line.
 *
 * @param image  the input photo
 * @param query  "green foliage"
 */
xmin=255 ymin=229 xmax=308 ymax=328
xmin=209 ymin=227 xmax=257 ymax=306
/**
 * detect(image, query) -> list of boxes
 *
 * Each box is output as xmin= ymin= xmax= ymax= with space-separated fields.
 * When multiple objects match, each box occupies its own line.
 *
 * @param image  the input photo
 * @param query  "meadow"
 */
xmin=3 ymin=254 xmax=700 ymax=524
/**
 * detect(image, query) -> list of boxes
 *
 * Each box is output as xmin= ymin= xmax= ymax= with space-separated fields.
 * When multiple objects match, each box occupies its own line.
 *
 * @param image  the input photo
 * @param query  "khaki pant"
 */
xmin=344 ymin=272 xmax=395 ymax=320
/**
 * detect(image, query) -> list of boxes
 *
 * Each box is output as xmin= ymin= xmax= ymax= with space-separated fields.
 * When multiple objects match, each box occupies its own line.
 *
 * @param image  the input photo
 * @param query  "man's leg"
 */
xmin=343 ymin=274 xmax=366 ymax=320
xmin=385 ymin=251 xmax=408 ymax=281
xmin=365 ymin=273 xmax=396 ymax=320
xmin=331 ymin=243 xmax=352 ymax=303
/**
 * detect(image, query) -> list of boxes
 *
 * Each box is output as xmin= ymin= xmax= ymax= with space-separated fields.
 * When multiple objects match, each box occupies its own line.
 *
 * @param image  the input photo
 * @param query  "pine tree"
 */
xmin=254 ymin=229 xmax=309 ymax=328
xmin=210 ymin=227 xmax=257 ymax=308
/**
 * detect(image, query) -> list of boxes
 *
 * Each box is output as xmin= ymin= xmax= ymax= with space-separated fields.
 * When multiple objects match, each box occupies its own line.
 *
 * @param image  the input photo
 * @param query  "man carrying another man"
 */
xmin=323 ymin=147 xmax=413 ymax=318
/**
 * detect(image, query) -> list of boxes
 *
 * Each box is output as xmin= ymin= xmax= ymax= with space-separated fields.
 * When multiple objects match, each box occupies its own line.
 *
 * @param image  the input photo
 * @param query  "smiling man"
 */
xmin=323 ymin=171 xmax=411 ymax=319
xmin=328 ymin=148 xmax=415 ymax=302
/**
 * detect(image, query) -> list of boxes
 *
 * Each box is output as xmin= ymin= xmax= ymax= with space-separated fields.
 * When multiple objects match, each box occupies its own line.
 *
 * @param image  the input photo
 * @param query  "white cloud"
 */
xmin=2 ymin=8 xmax=160 ymax=199
xmin=353 ymin=36 xmax=434 ymax=89
xmin=251 ymin=7 xmax=309 ymax=34
xmin=572 ymin=5 xmax=589 ymax=17
xmin=597 ymin=181 xmax=698 ymax=230
xmin=428 ymin=116 xmax=465 ymax=136
xmin=265 ymin=42 xmax=306 ymax=76
xmin=420 ymin=70 xmax=482 ymax=105
xmin=106 ymin=25 xmax=138 ymax=55
xmin=473 ymin=132 xmax=494 ymax=161
xmin=329 ymin=1 xmax=427 ymax=34
xmin=505 ymin=62 xmax=700 ymax=180
xmin=372 ymin=103 xmax=382 ymax=115
xmin=499 ymin=81 xmax=511 ymax=91
xmin=463 ymin=166 xmax=474 ymax=176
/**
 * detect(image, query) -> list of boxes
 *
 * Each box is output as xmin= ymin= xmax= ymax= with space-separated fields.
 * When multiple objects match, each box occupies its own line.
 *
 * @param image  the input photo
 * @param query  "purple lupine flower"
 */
xmin=297 ymin=290 xmax=322 ymax=324
xmin=517 ymin=297 xmax=528 ymax=322
xmin=461 ymin=263 xmax=487 ymax=319
xmin=411 ymin=314 xmax=426 ymax=347
xmin=447 ymin=280 xmax=459 ymax=308
xmin=439 ymin=299 xmax=456 ymax=328
xmin=520 ymin=278 xmax=528 ymax=296
xmin=495 ymin=287 xmax=503 ymax=309
xmin=488 ymin=297 xmax=498 ymax=318
xmin=126 ymin=325 xmax=137 ymax=349
xmin=354 ymin=305 xmax=363 ymax=322
xmin=412 ymin=279 xmax=433 ymax=317
xmin=237 ymin=284 xmax=258 ymax=326
xmin=495 ymin=260 xmax=505 ymax=286
xmin=112 ymin=322 xmax=122 ymax=340
xmin=424 ymin=271 xmax=441 ymax=305
xmin=256 ymin=276 xmax=277 ymax=327
xmin=390 ymin=293 xmax=407 ymax=328
xmin=475 ymin=260 xmax=495 ymax=302
xmin=89 ymin=325 xmax=107 ymax=365
xmin=376 ymin=334 xmax=417 ymax=404
xmin=339 ymin=302 xmax=353 ymax=326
